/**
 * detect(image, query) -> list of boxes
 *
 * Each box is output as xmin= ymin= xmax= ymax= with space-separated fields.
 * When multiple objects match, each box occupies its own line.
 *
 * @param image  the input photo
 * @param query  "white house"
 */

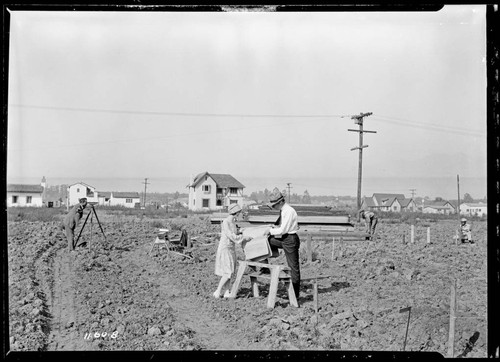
xmin=110 ymin=192 xmax=141 ymax=208
xmin=68 ymin=182 xmax=99 ymax=206
xmin=422 ymin=200 xmax=455 ymax=215
xmin=361 ymin=193 xmax=416 ymax=212
xmin=187 ymin=172 xmax=245 ymax=211
xmin=460 ymin=202 xmax=487 ymax=217
xmin=7 ymin=184 xmax=44 ymax=207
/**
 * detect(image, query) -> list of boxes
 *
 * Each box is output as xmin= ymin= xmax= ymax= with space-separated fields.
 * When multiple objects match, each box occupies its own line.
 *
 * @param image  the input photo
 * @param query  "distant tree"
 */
xmin=249 ymin=192 xmax=259 ymax=202
xmin=174 ymin=191 xmax=180 ymax=201
xmin=302 ymin=190 xmax=311 ymax=204
xmin=463 ymin=193 xmax=474 ymax=203
xmin=434 ymin=197 xmax=443 ymax=202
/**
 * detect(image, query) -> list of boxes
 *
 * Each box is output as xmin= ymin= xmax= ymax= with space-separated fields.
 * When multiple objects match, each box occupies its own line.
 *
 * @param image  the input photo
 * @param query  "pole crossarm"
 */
xmin=348 ymin=129 xmax=377 ymax=133
xmin=351 ymin=145 xmax=369 ymax=151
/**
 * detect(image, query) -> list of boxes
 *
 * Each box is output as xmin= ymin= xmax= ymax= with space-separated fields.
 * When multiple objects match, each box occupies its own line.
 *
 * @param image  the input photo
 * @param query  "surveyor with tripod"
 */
xmin=60 ymin=197 xmax=87 ymax=251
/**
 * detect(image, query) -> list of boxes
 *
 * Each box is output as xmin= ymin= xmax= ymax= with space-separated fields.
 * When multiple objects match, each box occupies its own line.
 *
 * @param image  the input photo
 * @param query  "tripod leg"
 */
xmin=92 ymin=207 xmax=107 ymax=241
xmin=76 ymin=211 xmax=91 ymax=244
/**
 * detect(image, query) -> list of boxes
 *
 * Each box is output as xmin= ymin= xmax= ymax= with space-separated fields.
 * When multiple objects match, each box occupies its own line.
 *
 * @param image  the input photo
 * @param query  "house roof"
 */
xmin=461 ymin=202 xmax=487 ymax=207
xmin=426 ymin=200 xmax=453 ymax=207
xmin=373 ymin=193 xmax=405 ymax=201
xmin=424 ymin=205 xmax=452 ymax=210
xmin=7 ymin=184 xmax=44 ymax=193
xmin=361 ymin=197 xmax=377 ymax=207
xmin=98 ymin=191 xmax=112 ymax=198
xmin=399 ymin=198 xmax=414 ymax=207
xmin=189 ymin=172 xmax=245 ymax=189
xmin=69 ymin=182 xmax=95 ymax=189
xmin=112 ymin=192 xmax=140 ymax=198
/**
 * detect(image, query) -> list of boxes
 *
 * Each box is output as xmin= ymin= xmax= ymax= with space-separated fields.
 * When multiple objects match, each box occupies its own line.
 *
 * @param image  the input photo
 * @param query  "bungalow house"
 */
xmin=423 ymin=205 xmax=453 ymax=215
xmin=460 ymin=202 xmax=487 ymax=217
xmin=422 ymin=200 xmax=455 ymax=215
xmin=7 ymin=184 xmax=44 ymax=207
xmin=68 ymin=182 xmax=99 ymax=206
xmin=367 ymin=193 xmax=416 ymax=213
xmin=187 ymin=172 xmax=245 ymax=211
xmin=110 ymin=192 xmax=141 ymax=208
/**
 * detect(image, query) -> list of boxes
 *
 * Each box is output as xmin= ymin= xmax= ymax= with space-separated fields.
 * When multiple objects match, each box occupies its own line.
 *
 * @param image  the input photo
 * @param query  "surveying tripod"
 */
xmin=76 ymin=204 xmax=106 ymax=247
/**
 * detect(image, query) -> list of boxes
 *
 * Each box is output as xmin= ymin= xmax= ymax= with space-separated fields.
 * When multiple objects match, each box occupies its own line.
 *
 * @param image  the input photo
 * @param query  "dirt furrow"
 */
xmin=129 ymin=243 xmax=269 ymax=350
xmin=45 ymin=250 xmax=92 ymax=351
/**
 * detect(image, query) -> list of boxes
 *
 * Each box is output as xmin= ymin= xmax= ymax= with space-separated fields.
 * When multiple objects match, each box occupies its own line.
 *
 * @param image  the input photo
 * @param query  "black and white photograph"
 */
xmin=3 ymin=4 xmax=497 ymax=359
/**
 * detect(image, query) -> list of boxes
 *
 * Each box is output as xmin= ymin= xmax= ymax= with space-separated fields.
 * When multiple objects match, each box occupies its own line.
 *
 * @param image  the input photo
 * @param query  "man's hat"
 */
xmin=228 ymin=203 xmax=242 ymax=215
xmin=267 ymin=187 xmax=285 ymax=208
xmin=461 ymin=218 xmax=467 ymax=222
xmin=79 ymin=198 xmax=87 ymax=203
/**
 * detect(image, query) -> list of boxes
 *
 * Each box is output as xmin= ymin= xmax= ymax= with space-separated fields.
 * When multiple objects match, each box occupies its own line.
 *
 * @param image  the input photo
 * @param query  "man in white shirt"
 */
xmin=263 ymin=188 xmax=301 ymax=299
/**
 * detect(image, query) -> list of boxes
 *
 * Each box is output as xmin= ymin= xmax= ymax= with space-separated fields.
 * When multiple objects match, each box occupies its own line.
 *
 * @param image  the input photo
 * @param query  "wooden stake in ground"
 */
xmin=410 ymin=225 xmax=415 ymax=244
xmin=399 ymin=306 xmax=411 ymax=351
xmin=307 ymin=235 xmax=313 ymax=263
xmin=331 ymin=237 xmax=335 ymax=261
xmin=448 ymin=279 xmax=457 ymax=358
xmin=427 ymin=227 xmax=431 ymax=244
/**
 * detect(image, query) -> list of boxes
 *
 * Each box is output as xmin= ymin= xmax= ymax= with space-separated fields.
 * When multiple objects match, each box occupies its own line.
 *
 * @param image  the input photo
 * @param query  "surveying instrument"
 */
xmin=76 ymin=204 xmax=106 ymax=248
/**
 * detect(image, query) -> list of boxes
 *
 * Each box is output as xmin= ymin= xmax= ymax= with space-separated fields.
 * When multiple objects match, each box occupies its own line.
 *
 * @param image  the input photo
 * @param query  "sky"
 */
xmin=6 ymin=6 xmax=488 ymax=197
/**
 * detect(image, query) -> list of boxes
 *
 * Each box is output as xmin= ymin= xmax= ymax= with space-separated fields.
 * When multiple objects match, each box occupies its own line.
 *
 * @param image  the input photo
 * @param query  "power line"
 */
xmin=9 ymin=103 xmax=347 ymax=119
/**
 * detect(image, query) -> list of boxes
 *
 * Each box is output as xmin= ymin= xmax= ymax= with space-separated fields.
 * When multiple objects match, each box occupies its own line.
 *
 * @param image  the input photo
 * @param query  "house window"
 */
xmin=202 ymin=185 xmax=211 ymax=193
xmin=126 ymin=198 xmax=132 ymax=203
xmin=230 ymin=200 xmax=238 ymax=204
xmin=12 ymin=195 xmax=18 ymax=204
xmin=393 ymin=206 xmax=397 ymax=211
xmin=230 ymin=188 xmax=238 ymax=195
xmin=202 ymin=199 xmax=210 ymax=208
xmin=77 ymin=188 xmax=80 ymax=192
xmin=27 ymin=196 xmax=32 ymax=204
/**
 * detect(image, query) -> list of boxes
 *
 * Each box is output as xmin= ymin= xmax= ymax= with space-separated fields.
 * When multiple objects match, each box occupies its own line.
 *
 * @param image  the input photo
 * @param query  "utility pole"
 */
xmin=348 ymin=112 xmax=376 ymax=215
xmin=409 ymin=189 xmax=417 ymax=198
xmin=286 ymin=183 xmax=292 ymax=203
xmin=142 ymin=178 xmax=150 ymax=208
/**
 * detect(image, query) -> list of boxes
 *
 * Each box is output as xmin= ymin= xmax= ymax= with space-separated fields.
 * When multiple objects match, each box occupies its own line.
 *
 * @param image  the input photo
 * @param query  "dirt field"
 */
xmin=7 ymin=212 xmax=488 ymax=357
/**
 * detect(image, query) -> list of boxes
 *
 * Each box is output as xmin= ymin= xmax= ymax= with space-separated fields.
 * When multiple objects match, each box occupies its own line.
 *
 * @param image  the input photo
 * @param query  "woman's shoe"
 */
xmin=213 ymin=291 xmax=221 ymax=299
xmin=223 ymin=290 xmax=231 ymax=298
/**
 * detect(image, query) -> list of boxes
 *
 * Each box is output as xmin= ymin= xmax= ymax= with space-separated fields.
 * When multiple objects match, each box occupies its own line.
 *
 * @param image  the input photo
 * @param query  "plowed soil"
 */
xmin=7 ymin=214 xmax=488 ymax=357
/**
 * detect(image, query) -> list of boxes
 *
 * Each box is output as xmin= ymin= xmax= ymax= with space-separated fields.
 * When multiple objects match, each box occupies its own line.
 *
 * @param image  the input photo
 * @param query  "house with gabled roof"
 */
xmin=110 ymin=192 xmax=141 ymax=208
xmin=422 ymin=200 xmax=455 ymax=214
xmin=68 ymin=182 xmax=99 ymax=206
xmin=364 ymin=193 xmax=416 ymax=212
xmin=187 ymin=172 xmax=245 ymax=211
xmin=7 ymin=184 xmax=44 ymax=207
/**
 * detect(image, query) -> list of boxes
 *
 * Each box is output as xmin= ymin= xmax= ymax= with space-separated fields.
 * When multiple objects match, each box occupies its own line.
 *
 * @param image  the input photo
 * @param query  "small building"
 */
xmin=97 ymin=191 xmax=112 ymax=206
xmin=68 ymin=182 xmax=99 ymax=206
xmin=460 ymin=202 xmax=487 ymax=217
xmin=422 ymin=200 xmax=455 ymax=215
xmin=187 ymin=172 xmax=245 ymax=211
xmin=7 ymin=184 xmax=44 ymax=207
xmin=110 ymin=192 xmax=141 ymax=208
xmin=423 ymin=205 xmax=454 ymax=215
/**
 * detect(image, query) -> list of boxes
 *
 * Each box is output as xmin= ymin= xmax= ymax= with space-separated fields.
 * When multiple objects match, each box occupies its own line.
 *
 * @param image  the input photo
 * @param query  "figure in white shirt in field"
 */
xmin=262 ymin=188 xmax=301 ymax=299
xmin=213 ymin=203 xmax=252 ymax=299
xmin=359 ymin=209 xmax=378 ymax=241
xmin=460 ymin=218 xmax=473 ymax=243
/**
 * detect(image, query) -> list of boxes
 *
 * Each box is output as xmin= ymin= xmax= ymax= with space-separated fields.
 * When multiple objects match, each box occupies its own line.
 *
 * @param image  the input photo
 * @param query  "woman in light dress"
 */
xmin=213 ymin=203 xmax=252 ymax=298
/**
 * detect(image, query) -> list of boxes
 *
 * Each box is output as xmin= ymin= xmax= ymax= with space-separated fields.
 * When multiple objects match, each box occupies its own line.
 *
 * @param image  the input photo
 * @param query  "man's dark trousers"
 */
xmin=268 ymin=233 xmax=301 ymax=298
